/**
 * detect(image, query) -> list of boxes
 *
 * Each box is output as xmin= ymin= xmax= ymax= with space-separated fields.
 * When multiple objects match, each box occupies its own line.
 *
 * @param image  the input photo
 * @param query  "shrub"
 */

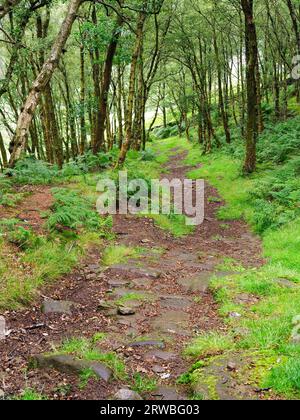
xmin=47 ymin=188 xmax=112 ymax=234
xmin=257 ymin=117 xmax=300 ymax=164
xmin=250 ymin=157 xmax=300 ymax=232
xmin=7 ymin=227 xmax=43 ymax=251
xmin=6 ymin=156 xmax=60 ymax=185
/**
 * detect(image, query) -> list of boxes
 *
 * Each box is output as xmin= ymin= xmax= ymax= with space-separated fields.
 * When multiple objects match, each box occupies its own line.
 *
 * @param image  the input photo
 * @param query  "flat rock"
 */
xmin=117 ymin=316 xmax=140 ymax=328
xmin=152 ymin=386 xmax=185 ymax=401
xmin=86 ymin=273 xmax=97 ymax=280
xmin=144 ymin=350 xmax=177 ymax=362
xmin=167 ymin=251 xmax=196 ymax=263
xmin=128 ymin=340 xmax=165 ymax=349
xmin=192 ymin=354 xmax=257 ymax=400
xmin=32 ymin=354 xmax=112 ymax=382
xmin=98 ymin=300 xmax=113 ymax=310
xmin=41 ymin=299 xmax=75 ymax=315
xmin=108 ymin=279 xmax=131 ymax=288
xmin=114 ymin=389 xmax=143 ymax=400
xmin=90 ymin=362 xmax=112 ymax=382
xmin=110 ymin=264 xmax=161 ymax=279
xmin=151 ymin=311 xmax=190 ymax=336
xmin=117 ymin=306 xmax=136 ymax=316
xmin=152 ymin=365 xmax=166 ymax=374
xmin=234 ymin=293 xmax=259 ymax=305
xmin=125 ymin=328 xmax=138 ymax=338
xmin=87 ymin=263 xmax=101 ymax=272
xmin=160 ymin=295 xmax=193 ymax=310
xmin=274 ymin=278 xmax=297 ymax=288
xmin=112 ymin=288 xmax=146 ymax=298
xmin=32 ymin=354 xmax=86 ymax=375
xmin=0 ymin=316 xmax=6 ymax=340
xmin=131 ymin=278 xmax=152 ymax=288
xmin=177 ymin=273 xmax=212 ymax=293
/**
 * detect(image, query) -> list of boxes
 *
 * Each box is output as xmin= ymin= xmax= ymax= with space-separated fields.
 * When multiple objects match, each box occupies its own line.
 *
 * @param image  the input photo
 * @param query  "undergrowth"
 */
xmin=180 ymin=116 xmax=300 ymax=399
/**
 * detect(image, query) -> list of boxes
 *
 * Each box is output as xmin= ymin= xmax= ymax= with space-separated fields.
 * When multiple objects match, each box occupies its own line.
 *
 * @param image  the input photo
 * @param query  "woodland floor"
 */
xmin=0 ymin=149 xmax=265 ymax=400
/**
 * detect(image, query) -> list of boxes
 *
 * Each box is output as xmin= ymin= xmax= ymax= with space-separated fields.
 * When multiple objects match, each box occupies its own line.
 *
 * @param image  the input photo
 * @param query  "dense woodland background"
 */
xmin=0 ymin=0 xmax=299 ymax=172
xmin=2 ymin=0 xmax=300 ymax=401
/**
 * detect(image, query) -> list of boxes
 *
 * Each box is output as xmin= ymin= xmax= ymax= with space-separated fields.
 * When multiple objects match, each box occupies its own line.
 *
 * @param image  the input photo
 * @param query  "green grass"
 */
xmin=132 ymin=373 xmax=157 ymax=394
xmin=184 ymin=332 xmax=234 ymax=358
xmin=115 ymin=292 xmax=151 ymax=306
xmin=264 ymin=358 xmax=300 ymax=398
xmin=0 ymin=232 xmax=101 ymax=310
xmin=216 ymin=257 xmax=246 ymax=273
xmin=148 ymin=213 xmax=195 ymax=237
xmin=0 ymin=169 xmax=110 ymax=310
xmin=58 ymin=336 xmax=127 ymax=381
xmin=161 ymin=120 xmax=300 ymax=399
xmin=79 ymin=368 xmax=97 ymax=389
xmin=102 ymin=245 xmax=141 ymax=266
xmin=16 ymin=388 xmax=46 ymax=400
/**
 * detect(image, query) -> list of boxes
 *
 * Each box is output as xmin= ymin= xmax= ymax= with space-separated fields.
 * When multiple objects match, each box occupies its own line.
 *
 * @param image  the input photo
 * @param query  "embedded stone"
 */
xmin=32 ymin=354 xmax=86 ymax=375
xmin=131 ymin=278 xmax=152 ymax=288
xmin=144 ymin=350 xmax=177 ymax=362
xmin=108 ymin=279 xmax=131 ymax=288
xmin=160 ymin=295 xmax=193 ymax=310
xmin=177 ymin=273 xmax=212 ymax=293
xmin=151 ymin=311 xmax=190 ymax=336
xmin=274 ymin=278 xmax=297 ymax=289
xmin=0 ymin=316 xmax=6 ymax=340
xmin=32 ymin=354 xmax=112 ymax=382
xmin=90 ymin=362 xmax=112 ymax=382
xmin=114 ymin=389 xmax=143 ymax=401
xmin=152 ymin=386 xmax=185 ymax=401
xmin=110 ymin=264 xmax=161 ymax=279
xmin=128 ymin=340 xmax=165 ymax=349
xmin=117 ymin=306 xmax=136 ymax=316
xmin=41 ymin=299 xmax=75 ymax=315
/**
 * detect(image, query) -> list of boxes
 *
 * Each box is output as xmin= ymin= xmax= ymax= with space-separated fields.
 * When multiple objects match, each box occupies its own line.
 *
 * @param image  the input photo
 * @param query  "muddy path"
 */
xmin=0 ymin=151 xmax=263 ymax=400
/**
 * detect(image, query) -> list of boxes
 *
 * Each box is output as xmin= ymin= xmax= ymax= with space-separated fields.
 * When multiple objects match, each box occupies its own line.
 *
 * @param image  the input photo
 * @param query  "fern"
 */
xmin=47 ymin=188 xmax=112 ymax=235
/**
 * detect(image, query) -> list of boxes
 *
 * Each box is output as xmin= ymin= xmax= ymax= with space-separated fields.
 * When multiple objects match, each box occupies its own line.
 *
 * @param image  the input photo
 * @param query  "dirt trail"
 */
xmin=0 ymin=151 xmax=263 ymax=400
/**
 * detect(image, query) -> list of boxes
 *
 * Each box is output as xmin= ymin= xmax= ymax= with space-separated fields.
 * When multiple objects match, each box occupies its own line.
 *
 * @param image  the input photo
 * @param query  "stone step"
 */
xmin=109 ymin=264 xmax=162 ymax=279
xmin=31 ymin=354 xmax=112 ymax=382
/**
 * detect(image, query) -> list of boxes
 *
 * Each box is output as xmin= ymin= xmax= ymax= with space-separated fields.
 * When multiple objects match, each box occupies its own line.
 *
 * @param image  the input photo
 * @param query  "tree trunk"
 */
xmin=117 ymin=65 xmax=124 ymax=149
xmin=213 ymin=30 xmax=231 ymax=144
xmin=0 ymin=132 xmax=7 ymax=167
xmin=79 ymin=44 xmax=87 ymax=154
xmin=9 ymin=0 xmax=83 ymax=167
xmin=117 ymin=11 xmax=146 ymax=167
xmin=241 ymin=0 xmax=259 ymax=174
xmin=90 ymin=5 xmax=102 ymax=152
xmin=93 ymin=13 xmax=124 ymax=153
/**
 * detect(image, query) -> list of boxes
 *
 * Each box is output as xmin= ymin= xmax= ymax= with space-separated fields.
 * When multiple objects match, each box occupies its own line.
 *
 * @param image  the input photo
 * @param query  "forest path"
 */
xmin=0 ymin=147 xmax=263 ymax=400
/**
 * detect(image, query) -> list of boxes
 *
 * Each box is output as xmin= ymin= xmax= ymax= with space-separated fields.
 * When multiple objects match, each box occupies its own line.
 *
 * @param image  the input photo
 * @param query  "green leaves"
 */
xmin=47 ymin=188 xmax=112 ymax=234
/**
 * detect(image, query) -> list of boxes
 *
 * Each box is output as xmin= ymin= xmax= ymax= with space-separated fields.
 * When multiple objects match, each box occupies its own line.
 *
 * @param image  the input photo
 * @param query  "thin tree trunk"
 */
xmin=213 ymin=29 xmax=231 ymax=143
xmin=117 ymin=65 xmax=124 ymax=149
xmin=241 ymin=0 xmax=259 ymax=174
xmin=9 ymin=0 xmax=83 ymax=167
xmin=93 ymin=12 xmax=124 ymax=153
xmin=117 ymin=10 xmax=146 ymax=167
xmin=79 ymin=44 xmax=87 ymax=154
xmin=0 ymin=132 xmax=8 ymax=167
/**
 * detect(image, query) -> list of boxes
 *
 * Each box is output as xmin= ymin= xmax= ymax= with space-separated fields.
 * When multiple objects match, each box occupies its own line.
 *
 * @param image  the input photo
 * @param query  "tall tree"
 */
xmin=9 ymin=0 xmax=83 ymax=167
xmin=241 ymin=0 xmax=259 ymax=173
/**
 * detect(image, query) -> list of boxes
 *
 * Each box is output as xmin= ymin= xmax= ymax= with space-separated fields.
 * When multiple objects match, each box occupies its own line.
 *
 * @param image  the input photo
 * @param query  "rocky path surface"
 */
xmin=0 ymin=151 xmax=263 ymax=400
